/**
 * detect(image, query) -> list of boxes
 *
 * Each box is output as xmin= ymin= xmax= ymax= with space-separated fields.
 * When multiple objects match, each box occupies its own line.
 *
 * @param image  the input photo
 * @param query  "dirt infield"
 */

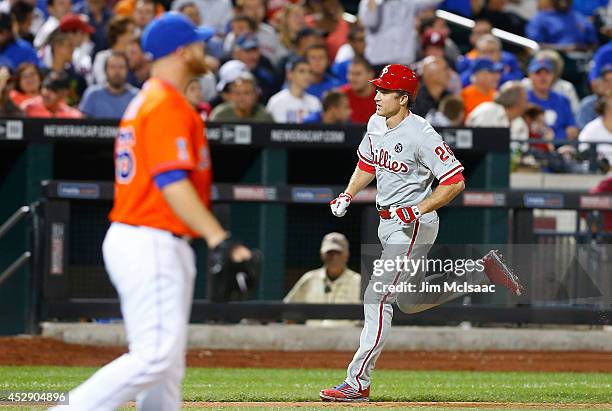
xmin=1 ymin=336 xmax=611 ymax=372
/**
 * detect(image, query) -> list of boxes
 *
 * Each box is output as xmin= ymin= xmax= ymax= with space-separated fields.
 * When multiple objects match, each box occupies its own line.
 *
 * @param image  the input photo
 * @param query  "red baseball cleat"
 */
xmin=320 ymin=382 xmax=370 ymax=402
xmin=482 ymin=250 xmax=524 ymax=296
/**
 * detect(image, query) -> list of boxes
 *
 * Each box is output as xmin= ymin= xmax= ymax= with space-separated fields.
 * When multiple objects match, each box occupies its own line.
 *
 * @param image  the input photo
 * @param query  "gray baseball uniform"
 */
xmin=346 ymin=113 xmax=487 ymax=391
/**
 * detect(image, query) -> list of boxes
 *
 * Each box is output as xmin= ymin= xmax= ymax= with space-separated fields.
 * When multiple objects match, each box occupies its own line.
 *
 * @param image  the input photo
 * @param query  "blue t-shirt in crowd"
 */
xmin=0 ymin=39 xmax=40 ymax=69
xmin=572 ymin=0 xmax=608 ymax=17
xmin=589 ymin=41 xmax=612 ymax=82
xmin=528 ymin=89 xmax=576 ymax=141
xmin=79 ymin=84 xmax=138 ymax=119
xmin=306 ymin=73 xmax=342 ymax=100
xmin=576 ymin=94 xmax=598 ymax=129
xmin=526 ymin=10 xmax=597 ymax=47
xmin=302 ymin=111 xmax=322 ymax=124
xmin=331 ymin=60 xmax=351 ymax=85
xmin=440 ymin=0 xmax=472 ymax=17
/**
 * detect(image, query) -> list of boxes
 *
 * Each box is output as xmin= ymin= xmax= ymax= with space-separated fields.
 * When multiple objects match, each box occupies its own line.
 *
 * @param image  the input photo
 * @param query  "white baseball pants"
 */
xmin=52 ymin=222 xmax=196 ymax=411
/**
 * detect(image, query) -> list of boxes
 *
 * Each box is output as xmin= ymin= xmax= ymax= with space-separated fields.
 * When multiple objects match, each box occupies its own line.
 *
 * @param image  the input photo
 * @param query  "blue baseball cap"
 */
xmin=141 ymin=12 xmax=215 ymax=60
xmin=471 ymin=58 xmax=504 ymax=74
xmin=528 ymin=57 xmax=554 ymax=73
xmin=235 ymin=34 xmax=259 ymax=50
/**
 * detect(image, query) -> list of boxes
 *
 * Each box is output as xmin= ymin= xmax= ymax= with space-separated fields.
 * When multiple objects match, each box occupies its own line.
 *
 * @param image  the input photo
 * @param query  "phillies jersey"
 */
xmin=109 ymin=78 xmax=212 ymax=237
xmin=357 ymin=113 xmax=464 ymax=207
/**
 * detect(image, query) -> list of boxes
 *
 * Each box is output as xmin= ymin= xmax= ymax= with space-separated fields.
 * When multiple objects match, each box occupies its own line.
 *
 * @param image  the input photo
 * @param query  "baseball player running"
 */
xmin=52 ymin=13 xmax=251 ymax=411
xmin=320 ymin=65 xmax=523 ymax=402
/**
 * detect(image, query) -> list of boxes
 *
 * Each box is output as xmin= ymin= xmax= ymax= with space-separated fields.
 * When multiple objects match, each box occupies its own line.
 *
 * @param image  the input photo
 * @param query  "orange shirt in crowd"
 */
xmin=21 ymin=96 xmax=82 ymax=118
xmin=461 ymin=85 xmax=495 ymax=118
xmin=113 ymin=0 xmax=164 ymax=17
xmin=10 ymin=90 xmax=39 ymax=107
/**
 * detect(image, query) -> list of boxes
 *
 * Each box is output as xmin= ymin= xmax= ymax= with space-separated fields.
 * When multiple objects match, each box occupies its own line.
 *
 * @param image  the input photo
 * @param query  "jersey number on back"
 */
xmin=435 ymin=142 xmax=455 ymax=162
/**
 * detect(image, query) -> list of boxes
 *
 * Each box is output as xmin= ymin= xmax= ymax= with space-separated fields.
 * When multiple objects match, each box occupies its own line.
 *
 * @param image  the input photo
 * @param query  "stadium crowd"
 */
xmin=0 ymin=0 xmax=612 ymax=172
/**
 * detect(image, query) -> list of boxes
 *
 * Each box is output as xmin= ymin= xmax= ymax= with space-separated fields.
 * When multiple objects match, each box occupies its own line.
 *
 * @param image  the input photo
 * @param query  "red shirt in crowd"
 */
xmin=339 ymin=83 xmax=376 ymax=125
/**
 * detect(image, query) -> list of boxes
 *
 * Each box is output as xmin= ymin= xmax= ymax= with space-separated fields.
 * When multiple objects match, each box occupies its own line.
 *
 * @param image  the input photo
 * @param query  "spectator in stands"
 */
xmin=229 ymin=0 xmax=282 ymax=65
xmin=9 ymin=62 xmax=40 ymax=106
xmin=578 ymin=64 xmax=612 ymax=129
xmin=522 ymin=49 xmax=579 ymax=115
xmin=0 ymin=64 xmax=22 ymax=116
xmin=283 ymin=232 xmax=361 ymax=327
xmin=223 ymin=15 xmax=257 ymax=58
xmin=466 ymin=80 xmax=529 ymax=140
xmin=57 ymin=14 xmax=96 ymax=80
xmin=177 ymin=2 xmax=199 ymax=25
xmin=412 ymin=29 xmax=462 ymax=94
xmin=45 ymin=30 xmax=87 ymax=106
xmin=79 ymin=52 xmax=137 ymax=119
xmin=358 ymin=0 xmax=443 ymax=70
xmin=11 ymin=0 xmax=34 ymax=43
xmin=338 ymin=56 xmax=376 ymax=124
xmin=304 ymin=43 xmax=341 ymax=100
xmin=276 ymin=2 xmax=307 ymax=60
xmin=418 ymin=14 xmax=460 ymax=64
xmin=33 ymin=0 xmax=71 ymax=48
xmin=524 ymin=104 xmax=555 ymax=155
xmin=185 ymin=77 xmax=211 ymax=121
xmin=211 ymin=72 xmax=274 ymax=122
xmin=578 ymin=94 xmax=612 ymax=165
xmin=232 ymin=34 xmax=279 ymax=103
xmin=216 ymin=60 xmax=251 ymax=105
xmin=461 ymin=58 xmax=502 ymax=118
xmin=171 ymin=0 xmax=233 ymax=36
xmin=589 ymin=42 xmax=612 ymax=92
xmin=276 ymin=27 xmax=324 ymax=77
xmin=22 ymin=71 xmax=82 ymax=118
xmin=305 ymin=0 xmax=349 ymax=62
xmin=473 ymin=0 xmax=527 ymax=36
xmin=303 ymin=89 xmax=351 ymax=124
xmin=413 ymin=55 xmax=451 ymax=118
xmin=0 ymin=12 xmax=39 ymax=69
xmin=527 ymin=0 xmax=597 ymax=51
xmin=125 ymin=36 xmax=150 ymax=89
xmin=427 ymin=94 xmax=464 ymax=127
xmin=459 ymin=34 xmax=523 ymax=88
xmin=92 ymin=15 xmax=135 ymax=85
xmin=526 ymin=56 xmax=578 ymax=141
xmin=133 ymin=0 xmax=156 ymax=34
xmin=266 ymin=56 xmax=321 ymax=123
xmin=73 ymin=0 xmax=112 ymax=55
xmin=331 ymin=24 xmax=365 ymax=84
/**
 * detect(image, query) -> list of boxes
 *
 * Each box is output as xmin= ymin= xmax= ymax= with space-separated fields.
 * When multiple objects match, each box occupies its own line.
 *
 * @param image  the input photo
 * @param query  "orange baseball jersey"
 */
xmin=109 ymin=78 xmax=212 ymax=237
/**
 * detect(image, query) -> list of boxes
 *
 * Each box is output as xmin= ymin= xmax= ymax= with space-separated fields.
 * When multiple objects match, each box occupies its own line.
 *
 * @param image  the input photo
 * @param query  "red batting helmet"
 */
xmin=369 ymin=64 xmax=419 ymax=96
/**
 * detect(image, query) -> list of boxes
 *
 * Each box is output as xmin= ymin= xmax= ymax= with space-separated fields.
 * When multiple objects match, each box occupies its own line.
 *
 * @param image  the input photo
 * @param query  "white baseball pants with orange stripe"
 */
xmin=52 ymin=223 xmax=196 ymax=411
xmin=346 ymin=212 xmax=487 ymax=391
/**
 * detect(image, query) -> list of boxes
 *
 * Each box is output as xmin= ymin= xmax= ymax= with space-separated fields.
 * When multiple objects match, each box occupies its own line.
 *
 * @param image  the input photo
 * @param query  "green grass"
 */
xmin=0 ymin=366 xmax=610 ymax=406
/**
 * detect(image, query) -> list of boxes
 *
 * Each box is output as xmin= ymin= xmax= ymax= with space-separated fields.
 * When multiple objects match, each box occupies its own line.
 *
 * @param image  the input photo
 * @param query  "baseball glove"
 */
xmin=207 ymin=237 xmax=261 ymax=302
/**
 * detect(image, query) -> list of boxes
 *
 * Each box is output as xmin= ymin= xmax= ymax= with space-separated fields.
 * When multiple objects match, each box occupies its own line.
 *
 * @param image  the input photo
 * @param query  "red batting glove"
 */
xmin=390 ymin=205 xmax=421 ymax=227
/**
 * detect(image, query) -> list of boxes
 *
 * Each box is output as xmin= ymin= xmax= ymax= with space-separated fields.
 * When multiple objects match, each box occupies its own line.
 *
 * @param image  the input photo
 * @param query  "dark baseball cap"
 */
xmin=235 ymin=34 xmax=259 ymax=50
xmin=141 ymin=12 xmax=215 ymax=60
xmin=421 ymin=29 xmax=446 ymax=48
xmin=528 ymin=57 xmax=554 ymax=73
xmin=472 ymin=58 xmax=504 ymax=74
xmin=42 ymin=72 xmax=70 ymax=91
xmin=60 ymin=14 xmax=95 ymax=34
